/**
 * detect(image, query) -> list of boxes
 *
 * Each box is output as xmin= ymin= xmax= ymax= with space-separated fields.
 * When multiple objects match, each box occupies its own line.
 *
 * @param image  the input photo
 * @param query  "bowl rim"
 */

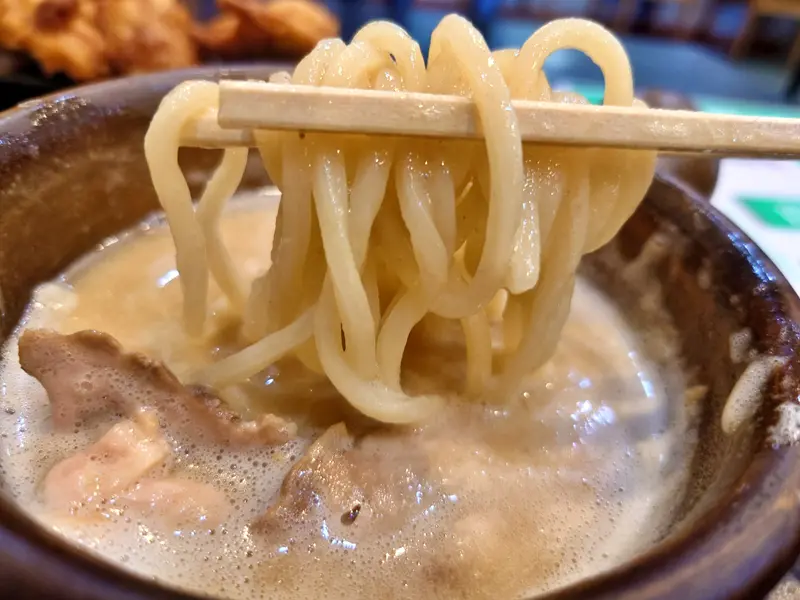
xmin=0 ymin=69 xmax=799 ymax=600
xmin=547 ymin=171 xmax=800 ymax=600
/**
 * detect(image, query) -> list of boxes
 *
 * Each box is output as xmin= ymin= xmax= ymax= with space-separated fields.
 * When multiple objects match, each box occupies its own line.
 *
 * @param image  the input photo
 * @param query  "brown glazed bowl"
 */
xmin=0 ymin=68 xmax=799 ymax=600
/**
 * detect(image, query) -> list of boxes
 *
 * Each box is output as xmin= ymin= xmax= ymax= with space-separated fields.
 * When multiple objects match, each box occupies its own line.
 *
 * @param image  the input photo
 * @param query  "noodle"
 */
xmin=144 ymin=15 xmax=656 ymax=423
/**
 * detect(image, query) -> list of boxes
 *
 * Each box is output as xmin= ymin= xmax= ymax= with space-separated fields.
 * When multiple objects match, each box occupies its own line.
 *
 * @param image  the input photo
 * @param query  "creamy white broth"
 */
xmin=0 ymin=189 xmax=691 ymax=599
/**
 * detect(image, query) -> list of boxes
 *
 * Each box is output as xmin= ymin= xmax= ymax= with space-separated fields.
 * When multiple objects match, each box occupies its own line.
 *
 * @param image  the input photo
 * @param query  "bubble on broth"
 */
xmin=729 ymin=328 xmax=753 ymax=364
xmin=770 ymin=402 xmax=800 ymax=446
xmin=721 ymin=356 xmax=788 ymax=436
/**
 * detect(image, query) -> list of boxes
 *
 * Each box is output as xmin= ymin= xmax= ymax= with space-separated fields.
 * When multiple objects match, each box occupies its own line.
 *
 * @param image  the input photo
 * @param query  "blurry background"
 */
xmin=3 ymin=0 xmax=800 ymax=110
xmin=334 ymin=0 xmax=800 ymax=106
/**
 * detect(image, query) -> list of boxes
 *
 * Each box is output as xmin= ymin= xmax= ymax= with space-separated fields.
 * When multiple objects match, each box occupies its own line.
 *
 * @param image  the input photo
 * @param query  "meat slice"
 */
xmin=41 ymin=409 xmax=169 ymax=509
xmin=19 ymin=328 xmax=296 ymax=446
xmin=120 ymin=478 xmax=230 ymax=530
xmin=257 ymin=423 xmax=358 ymax=527
xmin=255 ymin=423 xmax=437 ymax=537
xmin=251 ymin=422 xmax=536 ymax=598
xmin=187 ymin=385 xmax=297 ymax=447
xmin=20 ymin=328 xmax=173 ymax=429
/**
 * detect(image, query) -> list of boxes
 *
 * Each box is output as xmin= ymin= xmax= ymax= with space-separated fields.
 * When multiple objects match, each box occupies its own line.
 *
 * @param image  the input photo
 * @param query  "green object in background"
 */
xmin=581 ymin=88 xmax=604 ymax=105
xmin=571 ymin=83 xmax=604 ymax=105
xmin=739 ymin=196 xmax=800 ymax=229
xmin=695 ymin=98 xmax=800 ymax=119
xmin=570 ymin=83 xmax=800 ymax=118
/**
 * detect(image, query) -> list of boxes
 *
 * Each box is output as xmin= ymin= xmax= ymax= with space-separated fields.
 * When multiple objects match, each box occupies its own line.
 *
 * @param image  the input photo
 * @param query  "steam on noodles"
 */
xmin=144 ymin=15 xmax=657 ymax=424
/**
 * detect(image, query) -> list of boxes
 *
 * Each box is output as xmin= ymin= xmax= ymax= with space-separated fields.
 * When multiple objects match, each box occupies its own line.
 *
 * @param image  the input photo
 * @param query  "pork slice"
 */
xmin=251 ymin=422 xmax=530 ymax=598
xmin=19 ymin=328 xmax=163 ymax=429
xmin=254 ymin=423 xmax=438 ymax=537
xmin=120 ymin=477 xmax=230 ymax=530
xmin=256 ymin=423 xmax=358 ymax=526
xmin=185 ymin=384 xmax=297 ymax=447
xmin=19 ymin=328 xmax=296 ymax=446
xmin=41 ymin=409 xmax=170 ymax=509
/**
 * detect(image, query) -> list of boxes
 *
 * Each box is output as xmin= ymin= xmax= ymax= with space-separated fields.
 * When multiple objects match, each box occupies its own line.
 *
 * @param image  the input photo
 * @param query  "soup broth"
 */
xmin=0 ymin=189 xmax=692 ymax=599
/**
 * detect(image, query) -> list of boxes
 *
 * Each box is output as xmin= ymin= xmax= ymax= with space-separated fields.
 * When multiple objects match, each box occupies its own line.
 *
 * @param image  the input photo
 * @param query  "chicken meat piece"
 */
xmin=20 ymin=328 xmax=174 ymax=429
xmin=96 ymin=0 xmax=197 ymax=75
xmin=255 ymin=423 xmax=360 ymax=529
xmin=121 ymin=477 xmax=230 ymax=530
xmin=19 ymin=328 xmax=296 ymax=446
xmin=188 ymin=384 xmax=298 ymax=446
xmin=194 ymin=0 xmax=339 ymax=59
xmin=254 ymin=423 xmax=474 ymax=536
xmin=41 ymin=409 xmax=169 ymax=509
xmin=0 ymin=0 xmax=197 ymax=81
xmin=251 ymin=421 xmax=556 ymax=598
xmin=0 ymin=0 xmax=107 ymax=80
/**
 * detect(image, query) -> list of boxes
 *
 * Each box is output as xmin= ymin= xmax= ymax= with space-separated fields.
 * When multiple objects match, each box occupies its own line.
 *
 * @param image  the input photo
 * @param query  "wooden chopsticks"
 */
xmin=178 ymin=80 xmax=800 ymax=158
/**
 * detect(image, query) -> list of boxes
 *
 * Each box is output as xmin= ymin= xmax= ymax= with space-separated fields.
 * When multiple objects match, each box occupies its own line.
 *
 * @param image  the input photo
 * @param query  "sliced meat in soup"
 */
xmin=20 ymin=328 xmax=296 ymax=446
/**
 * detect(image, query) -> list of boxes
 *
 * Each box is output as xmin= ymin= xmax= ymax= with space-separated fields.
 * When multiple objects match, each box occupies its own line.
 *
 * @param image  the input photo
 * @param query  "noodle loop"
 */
xmin=145 ymin=15 xmax=656 ymax=423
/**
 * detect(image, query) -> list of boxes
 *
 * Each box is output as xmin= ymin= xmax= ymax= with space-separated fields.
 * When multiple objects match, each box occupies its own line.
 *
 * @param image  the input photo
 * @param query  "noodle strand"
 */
xmin=145 ymin=15 xmax=656 ymax=423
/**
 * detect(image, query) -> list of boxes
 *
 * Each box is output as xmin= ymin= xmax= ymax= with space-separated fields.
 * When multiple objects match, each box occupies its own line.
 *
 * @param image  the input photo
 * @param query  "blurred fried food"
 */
xmin=0 ymin=0 xmax=108 ymax=80
xmin=0 ymin=0 xmax=340 ymax=81
xmin=0 ymin=0 xmax=198 ymax=81
xmin=97 ymin=0 xmax=197 ymax=75
xmin=195 ymin=0 xmax=340 ymax=59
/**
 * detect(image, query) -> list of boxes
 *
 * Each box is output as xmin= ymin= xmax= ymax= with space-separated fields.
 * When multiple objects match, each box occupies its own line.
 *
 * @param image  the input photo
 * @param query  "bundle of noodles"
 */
xmin=144 ymin=15 xmax=656 ymax=424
